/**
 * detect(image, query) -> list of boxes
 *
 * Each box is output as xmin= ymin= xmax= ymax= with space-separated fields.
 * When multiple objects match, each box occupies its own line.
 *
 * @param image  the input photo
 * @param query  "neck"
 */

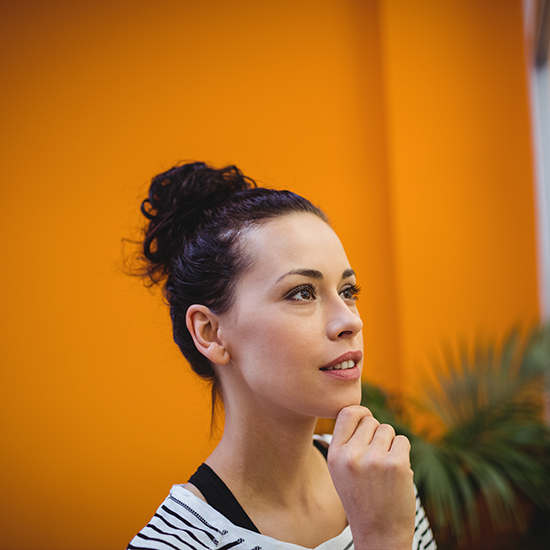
xmin=201 ymin=381 xmax=349 ymax=548
xmin=205 ymin=395 xmax=321 ymax=505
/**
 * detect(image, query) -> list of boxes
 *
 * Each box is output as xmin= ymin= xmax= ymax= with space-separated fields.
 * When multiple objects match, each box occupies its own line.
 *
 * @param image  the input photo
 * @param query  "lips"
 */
xmin=319 ymin=350 xmax=363 ymax=371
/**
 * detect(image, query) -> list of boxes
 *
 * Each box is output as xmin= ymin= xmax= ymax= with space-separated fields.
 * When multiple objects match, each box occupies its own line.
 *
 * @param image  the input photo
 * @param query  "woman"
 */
xmin=128 ymin=162 xmax=435 ymax=550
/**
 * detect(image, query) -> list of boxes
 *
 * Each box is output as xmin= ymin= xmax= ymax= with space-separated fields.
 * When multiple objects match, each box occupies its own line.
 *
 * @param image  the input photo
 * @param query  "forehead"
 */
xmin=240 ymin=213 xmax=350 ymax=279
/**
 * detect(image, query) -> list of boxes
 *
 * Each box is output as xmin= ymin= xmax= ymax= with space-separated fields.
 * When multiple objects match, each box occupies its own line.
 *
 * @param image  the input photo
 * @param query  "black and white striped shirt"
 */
xmin=128 ymin=483 xmax=435 ymax=550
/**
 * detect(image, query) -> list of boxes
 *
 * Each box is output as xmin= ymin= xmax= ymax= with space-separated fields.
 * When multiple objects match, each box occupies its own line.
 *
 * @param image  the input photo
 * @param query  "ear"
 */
xmin=186 ymin=305 xmax=231 ymax=366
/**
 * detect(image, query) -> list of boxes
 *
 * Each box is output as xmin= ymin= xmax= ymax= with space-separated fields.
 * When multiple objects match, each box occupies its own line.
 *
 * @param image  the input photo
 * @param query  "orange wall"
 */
xmin=0 ymin=2 xmax=388 ymax=548
xmin=378 ymin=0 xmax=539 ymax=394
xmin=0 ymin=1 xmax=538 ymax=548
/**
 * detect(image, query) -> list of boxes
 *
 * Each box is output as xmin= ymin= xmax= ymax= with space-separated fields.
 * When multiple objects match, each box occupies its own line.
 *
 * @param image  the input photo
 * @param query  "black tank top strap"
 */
xmin=313 ymin=438 xmax=329 ymax=459
xmin=188 ymin=463 xmax=260 ymax=533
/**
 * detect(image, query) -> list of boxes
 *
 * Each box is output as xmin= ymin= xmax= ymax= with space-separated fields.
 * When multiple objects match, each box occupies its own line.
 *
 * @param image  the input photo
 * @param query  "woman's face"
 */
xmin=217 ymin=212 xmax=364 ymax=421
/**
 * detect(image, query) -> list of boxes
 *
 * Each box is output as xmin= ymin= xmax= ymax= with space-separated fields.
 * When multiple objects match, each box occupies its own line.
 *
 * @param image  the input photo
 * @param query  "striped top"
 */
xmin=128 ymin=437 xmax=436 ymax=550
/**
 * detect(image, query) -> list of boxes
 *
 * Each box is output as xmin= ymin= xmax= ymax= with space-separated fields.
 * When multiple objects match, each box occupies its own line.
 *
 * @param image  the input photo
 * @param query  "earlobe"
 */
xmin=186 ymin=305 xmax=231 ymax=365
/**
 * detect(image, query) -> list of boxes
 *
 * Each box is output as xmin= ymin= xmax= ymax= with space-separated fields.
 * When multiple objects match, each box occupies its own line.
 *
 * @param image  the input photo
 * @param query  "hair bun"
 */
xmin=140 ymin=162 xmax=255 ymax=282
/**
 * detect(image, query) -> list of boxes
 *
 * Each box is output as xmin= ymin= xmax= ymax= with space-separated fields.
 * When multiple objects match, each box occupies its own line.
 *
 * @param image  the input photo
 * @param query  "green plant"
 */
xmin=361 ymin=325 xmax=550 ymax=545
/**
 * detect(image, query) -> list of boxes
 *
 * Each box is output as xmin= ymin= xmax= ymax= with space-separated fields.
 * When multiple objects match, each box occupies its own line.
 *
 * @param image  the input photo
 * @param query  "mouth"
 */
xmin=319 ymin=351 xmax=363 ymax=371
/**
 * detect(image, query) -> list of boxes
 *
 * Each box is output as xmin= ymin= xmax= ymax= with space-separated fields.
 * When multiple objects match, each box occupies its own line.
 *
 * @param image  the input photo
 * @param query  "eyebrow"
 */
xmin=276 ymin=268 xmax=356 ymax=283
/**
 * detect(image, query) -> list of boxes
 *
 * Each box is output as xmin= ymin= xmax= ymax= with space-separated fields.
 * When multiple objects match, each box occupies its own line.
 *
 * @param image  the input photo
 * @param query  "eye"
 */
xmin=340 ymin=284 xmax=361 ymax=302
xmin=285 ymin=284 xmax=317 ymax=302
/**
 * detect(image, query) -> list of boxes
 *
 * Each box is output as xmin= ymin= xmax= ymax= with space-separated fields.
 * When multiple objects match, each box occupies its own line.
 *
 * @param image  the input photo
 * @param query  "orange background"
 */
xmin=0 ymin=1 xmax=539 ymax=548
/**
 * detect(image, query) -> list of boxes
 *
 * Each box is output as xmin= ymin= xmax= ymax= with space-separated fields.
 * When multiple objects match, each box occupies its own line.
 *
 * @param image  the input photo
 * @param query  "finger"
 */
xmin=389 ymin=434 xmax=411 ymax=456
xmin=348 ymin=414 xmax=382 ymax=447
xmin=331 ymin=405 xmax=374 ymax=448
xmin=367 ymin=423 xmax=396 ymax=452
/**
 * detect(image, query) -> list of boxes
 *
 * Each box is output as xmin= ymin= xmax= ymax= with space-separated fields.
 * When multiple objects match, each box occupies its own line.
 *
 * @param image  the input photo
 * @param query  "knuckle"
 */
xmin=364 ymin=453 xmax=385 ymax=470
xmin=385 ymin=454 xmax=412 ymax=475
xmin=360 ymin=415 xmax=380 ymax=429
xmin=395 ymin=434 xmax=411 ymax=446
xmin=378 ymin=423 xmax=396 ymax=436
xmin=334 ymin=449 xmax=364 ymax=473
xmin=385 ymin=455 xmax=403 ymax=470
xmin=337 ymin=407 xmax=358 ymax=422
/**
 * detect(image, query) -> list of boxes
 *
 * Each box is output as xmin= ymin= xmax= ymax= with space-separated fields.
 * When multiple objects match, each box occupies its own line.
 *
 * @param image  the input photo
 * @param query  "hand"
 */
xmin=328 ymin=406 xmax=415 ymax=550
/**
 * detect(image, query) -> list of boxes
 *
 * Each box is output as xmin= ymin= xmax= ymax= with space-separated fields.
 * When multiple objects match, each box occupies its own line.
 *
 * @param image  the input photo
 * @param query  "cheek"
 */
xmin=235 ymin=316 xmax=316 ymax=374
xmin=251 ymin=323 xmax=306 ymax=365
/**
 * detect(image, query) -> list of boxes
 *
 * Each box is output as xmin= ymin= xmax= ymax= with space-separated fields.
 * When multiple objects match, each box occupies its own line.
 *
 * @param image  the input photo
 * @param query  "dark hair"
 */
xmin=139 ymin=161 xmax=328 ymax=414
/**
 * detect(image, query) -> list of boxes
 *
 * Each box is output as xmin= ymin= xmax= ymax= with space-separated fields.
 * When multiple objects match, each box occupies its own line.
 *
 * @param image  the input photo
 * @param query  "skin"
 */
xmin=185 ymin=213 xmax=415 ymax=550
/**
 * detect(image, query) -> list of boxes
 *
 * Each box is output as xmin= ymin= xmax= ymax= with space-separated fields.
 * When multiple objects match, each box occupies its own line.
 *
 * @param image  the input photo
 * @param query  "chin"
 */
xmin=319 ymin=390 xmax=362 ymax=420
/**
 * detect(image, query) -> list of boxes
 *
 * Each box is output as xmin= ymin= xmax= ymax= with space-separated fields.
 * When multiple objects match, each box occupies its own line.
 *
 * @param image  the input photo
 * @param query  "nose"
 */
xmin=325 ymin=296 xmax=363 ymax=340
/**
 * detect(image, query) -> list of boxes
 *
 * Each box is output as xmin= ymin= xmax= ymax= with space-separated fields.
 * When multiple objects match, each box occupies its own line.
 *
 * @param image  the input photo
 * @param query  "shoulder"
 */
xmin=127 ymin=486 xmax=227 ymax=550
xmin=127 ymin=485 xmax=294 ymax=550
xmin=181 ymin=481 xmax=208 ymax=502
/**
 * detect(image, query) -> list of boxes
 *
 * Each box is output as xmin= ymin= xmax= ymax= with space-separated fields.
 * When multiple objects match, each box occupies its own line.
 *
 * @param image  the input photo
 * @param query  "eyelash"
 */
xmin=285 ymin=284 xmax=317 ymax=302
xmin=340 ymin=284 xmax=361 ymax=302
xmin=284 ymin=283 xmax=361 ymax=302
